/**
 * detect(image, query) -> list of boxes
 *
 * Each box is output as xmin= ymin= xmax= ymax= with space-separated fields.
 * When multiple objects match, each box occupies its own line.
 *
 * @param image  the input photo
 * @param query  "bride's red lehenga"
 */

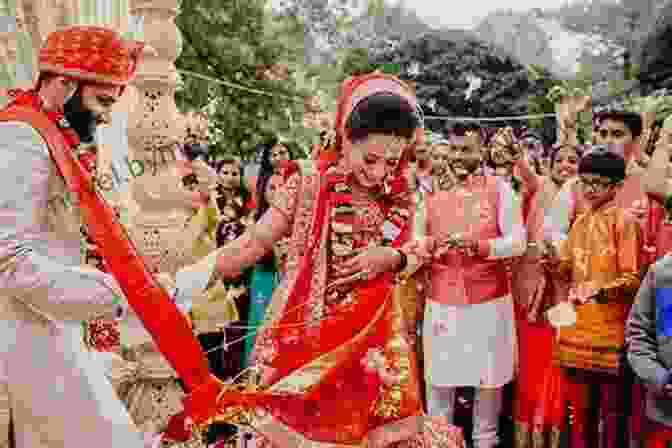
xmin=184 ymin=73 xmax=464 ymax=447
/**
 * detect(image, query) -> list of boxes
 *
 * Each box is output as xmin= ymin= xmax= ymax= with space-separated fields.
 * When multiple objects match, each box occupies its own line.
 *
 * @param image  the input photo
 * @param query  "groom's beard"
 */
xmin=64 ymin=90 xmax=97 ymax=144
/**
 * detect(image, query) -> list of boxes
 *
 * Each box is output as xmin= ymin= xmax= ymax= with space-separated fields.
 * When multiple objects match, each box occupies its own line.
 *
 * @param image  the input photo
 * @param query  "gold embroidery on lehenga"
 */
xmin=513 ymin=420 xmax=562 ymax=448
xmin=370 ymin=282 xmax=415 ymax=419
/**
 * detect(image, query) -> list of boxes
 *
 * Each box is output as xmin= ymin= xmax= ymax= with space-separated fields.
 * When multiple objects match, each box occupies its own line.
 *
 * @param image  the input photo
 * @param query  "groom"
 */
xmin=0 ymin=26 xmax=151 ymax=447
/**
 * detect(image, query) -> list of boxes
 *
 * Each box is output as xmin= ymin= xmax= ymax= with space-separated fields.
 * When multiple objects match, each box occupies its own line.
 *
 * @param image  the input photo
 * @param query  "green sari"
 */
xmin=243 ymin=260 xmax=278 ymax=367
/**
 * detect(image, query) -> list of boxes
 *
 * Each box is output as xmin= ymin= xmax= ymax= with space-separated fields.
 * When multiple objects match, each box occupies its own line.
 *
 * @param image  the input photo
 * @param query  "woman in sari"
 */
xmin=510 ymin=137 xmax=585 ymax=448
xmin=190 ymin=157 xmax=253 ymax=446
xmin=183 ymin=72 xmax=464 ymax=447
xmin=242 ymin=137 xmax=292 ymax=367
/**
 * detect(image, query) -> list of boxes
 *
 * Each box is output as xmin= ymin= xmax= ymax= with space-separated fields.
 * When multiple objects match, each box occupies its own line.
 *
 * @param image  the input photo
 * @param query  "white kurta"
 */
xmin=0 ymin=121 xmax=145 ymax=448
xmin=424 ymin=179 xmax=524 ymax=388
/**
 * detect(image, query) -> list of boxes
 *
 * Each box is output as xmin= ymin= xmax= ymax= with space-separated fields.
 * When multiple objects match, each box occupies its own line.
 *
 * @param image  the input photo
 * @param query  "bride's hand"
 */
xmin=335 ymin=246 xmax=401 ymax=279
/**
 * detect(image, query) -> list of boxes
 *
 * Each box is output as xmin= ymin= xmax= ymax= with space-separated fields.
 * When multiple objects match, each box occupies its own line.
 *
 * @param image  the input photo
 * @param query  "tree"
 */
xmin=369 ymin=32 xmax=547 ymax=137
xmin=259 ymin=0 xmax=391 ymax=130
xmin=267 ymin=0 xmax=434 ymax=126
xmin=341 ymin=0 xmax=432 ymax=54
xmin=175 ymin=0 xmax=313 ymax=160
xmin=526 ymin=64 xmax=559 ymax=144
xmin=339 ymin=47 xmax=379 ymax=77
xmin=639 ymin=1 xmax=672 ymax=91
xmin=271 ymin=0 xmax=386 ymax=64
xmin=273 ymin=0 xmax=352 ymax=65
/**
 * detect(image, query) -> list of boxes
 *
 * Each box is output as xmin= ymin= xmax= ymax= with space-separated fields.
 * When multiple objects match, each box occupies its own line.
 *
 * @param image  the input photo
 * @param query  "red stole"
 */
xmin=0 ymin=99 xmax=222 ymax=426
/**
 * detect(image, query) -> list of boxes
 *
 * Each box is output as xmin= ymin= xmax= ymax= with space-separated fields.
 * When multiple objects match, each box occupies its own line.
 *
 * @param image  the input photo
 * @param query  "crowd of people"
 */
xmin=4 ymin=23 xmax=672 ymax=448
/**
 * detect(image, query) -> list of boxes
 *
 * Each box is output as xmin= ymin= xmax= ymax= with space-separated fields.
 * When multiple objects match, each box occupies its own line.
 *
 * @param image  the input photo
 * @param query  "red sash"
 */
xmin=0 ymin=105 xmax=223 ymax=422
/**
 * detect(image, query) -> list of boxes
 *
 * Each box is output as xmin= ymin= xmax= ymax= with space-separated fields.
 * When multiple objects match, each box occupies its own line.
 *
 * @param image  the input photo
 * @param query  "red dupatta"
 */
xmin=263 ymin=73 xmax=419 ymax=383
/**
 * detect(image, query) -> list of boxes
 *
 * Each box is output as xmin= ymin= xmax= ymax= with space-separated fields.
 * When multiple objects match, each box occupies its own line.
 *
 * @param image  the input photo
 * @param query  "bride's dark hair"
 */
xmin=345 ymin=93 xmax=419 ymax=143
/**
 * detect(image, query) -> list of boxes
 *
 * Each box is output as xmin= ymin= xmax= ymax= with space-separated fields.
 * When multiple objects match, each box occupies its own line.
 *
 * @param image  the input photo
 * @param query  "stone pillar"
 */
xmin=127 ymin=0 xmax=183 ymax=161
xmin=19 ymin=0 xmax=41 ymax=69
xmin=10 ymin=0 xmax=34 ymax=87
xmin=126 ymin=0 xmax=190 ymax=274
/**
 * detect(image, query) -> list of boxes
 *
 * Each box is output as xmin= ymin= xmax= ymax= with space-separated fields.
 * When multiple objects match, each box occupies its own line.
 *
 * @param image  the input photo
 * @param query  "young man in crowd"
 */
xmin=544 ymin=110 xmax=652 ymax=448
xmin=424 ymin=127 xmax=526 ymax=448
xmin=0 ymin=25 xmax=150 ymax=447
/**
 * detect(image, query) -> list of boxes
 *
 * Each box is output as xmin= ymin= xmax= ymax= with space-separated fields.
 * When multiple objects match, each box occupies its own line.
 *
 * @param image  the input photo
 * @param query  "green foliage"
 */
xmin=622 ymin=95 xmax=672 ymax=123
xmin=608 ymin=78 xmax=627 ymax=98
xmin=527 ymin=65 xmax=557 ymax=102
xmin=528 ymin=63 xmax=595 ymax=143
xmin=175 ymin=0 xmax=312 ymax=161
xmin=576 ymin=109 xmax=592 ymax=144
xmin=339 ymin=48 xmax=378 ymax=78
xmin=545 ymin=63 xmax=593 ymax=103
xmin=269 ymin=0 xmax=434 ymax=126
xmin=526 ymin=64 xmax=557 ymax=140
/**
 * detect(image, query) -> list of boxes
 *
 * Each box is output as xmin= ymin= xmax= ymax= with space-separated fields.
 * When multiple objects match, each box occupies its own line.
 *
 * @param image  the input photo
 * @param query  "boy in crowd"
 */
xmin=545 ymin=144 xmax=641 ymax=448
